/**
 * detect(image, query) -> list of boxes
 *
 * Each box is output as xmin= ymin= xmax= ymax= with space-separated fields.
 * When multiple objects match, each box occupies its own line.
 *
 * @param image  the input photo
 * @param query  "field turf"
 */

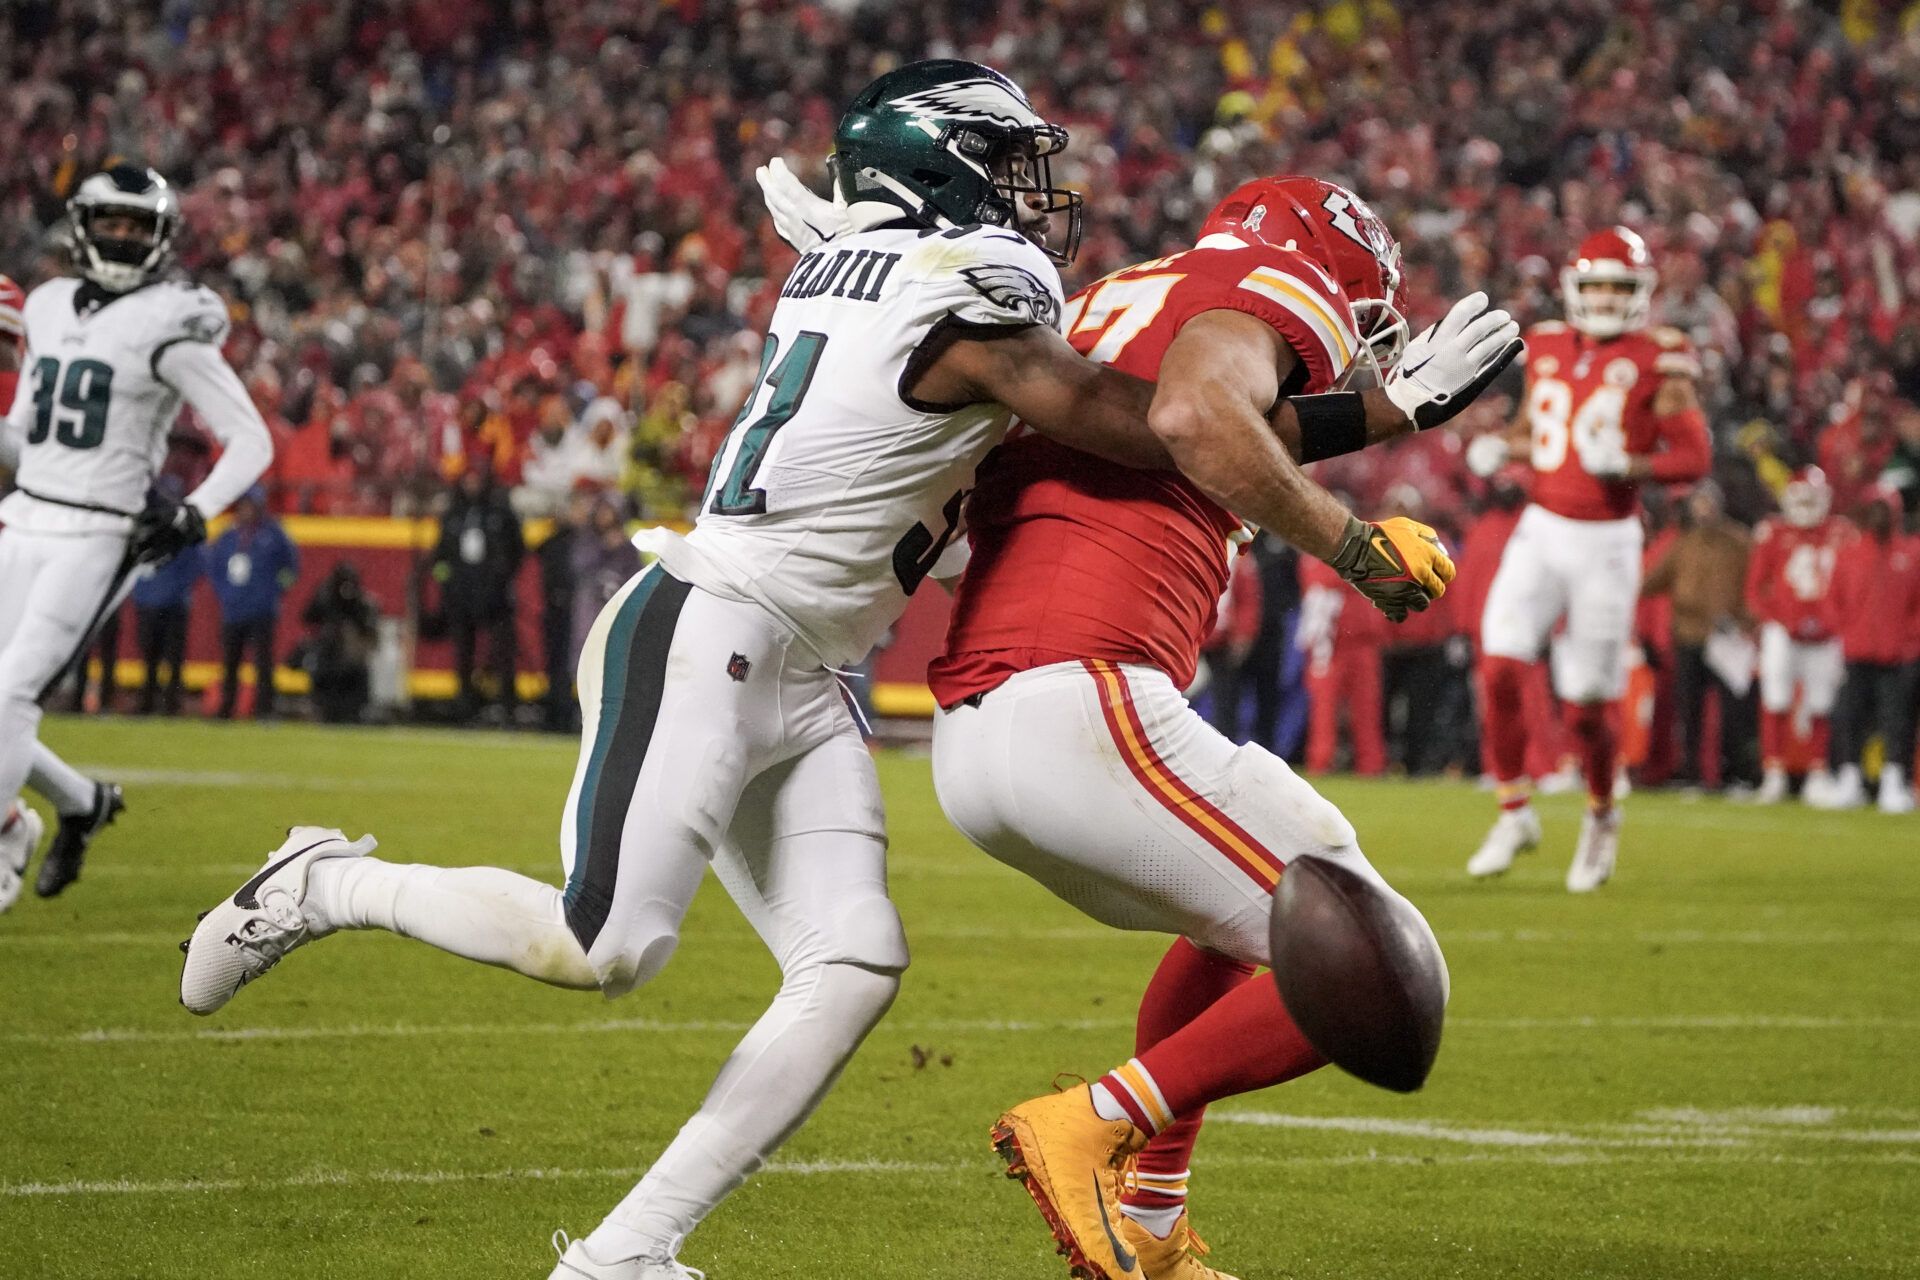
xmin=2 ymin=715 xmax=1916 ymax=1278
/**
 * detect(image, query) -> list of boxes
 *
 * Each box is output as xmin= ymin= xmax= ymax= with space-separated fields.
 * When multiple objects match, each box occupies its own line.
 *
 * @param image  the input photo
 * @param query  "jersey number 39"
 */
xmin=26 ymin=356 xmax=114 ymax=450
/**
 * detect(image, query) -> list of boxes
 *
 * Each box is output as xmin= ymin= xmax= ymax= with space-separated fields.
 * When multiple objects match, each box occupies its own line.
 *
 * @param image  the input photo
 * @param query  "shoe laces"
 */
xmin=231 ymin=894 xmax=307 ymax=966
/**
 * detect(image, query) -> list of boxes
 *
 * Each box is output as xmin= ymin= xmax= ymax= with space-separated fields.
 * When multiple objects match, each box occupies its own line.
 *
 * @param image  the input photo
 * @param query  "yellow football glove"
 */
xmin=1327 ymin=515 xmax=1456 ymax=622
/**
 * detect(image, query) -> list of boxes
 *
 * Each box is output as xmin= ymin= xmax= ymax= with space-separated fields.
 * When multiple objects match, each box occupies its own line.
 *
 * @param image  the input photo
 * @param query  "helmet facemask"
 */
xmin=1781 ymin=472 xmax=1831 ymax=527
xmin=1563 ymin=268 xmax=1654 ymax=338
xmin=71 ymin=179 xmax=181 ymax=292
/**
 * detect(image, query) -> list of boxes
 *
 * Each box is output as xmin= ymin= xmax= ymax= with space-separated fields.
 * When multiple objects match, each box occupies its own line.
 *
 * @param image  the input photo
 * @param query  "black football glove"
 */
xmin=131 ymin=496 xmax=208 ymax=566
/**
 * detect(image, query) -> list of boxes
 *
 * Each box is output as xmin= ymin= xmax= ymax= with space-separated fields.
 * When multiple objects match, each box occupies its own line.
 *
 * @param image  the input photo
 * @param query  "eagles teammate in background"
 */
xmin=0 ymin=166 xmax=274 ymax=912
xmin=181 ymin=62 xmax=1488 ymax=1280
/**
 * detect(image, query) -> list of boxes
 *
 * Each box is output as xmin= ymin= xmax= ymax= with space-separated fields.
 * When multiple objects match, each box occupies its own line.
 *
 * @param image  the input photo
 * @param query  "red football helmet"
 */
xmin=1199 ymin=175 xmax=1408 ymax=384
xmin=1780 ymin=466 xmax=1831 ymax=528
xmin=0 ymin=274 xmax=24 ymax=349
xmin=1562 ymin=226 xmax=1656 ymax=338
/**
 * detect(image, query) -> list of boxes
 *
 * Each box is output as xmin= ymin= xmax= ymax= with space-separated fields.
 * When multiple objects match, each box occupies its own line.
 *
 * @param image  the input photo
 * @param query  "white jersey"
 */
xmin=638 ymin=222 xmax=1065 ymax=667
xmin=1 ymin=277 xmax=270 ymax=535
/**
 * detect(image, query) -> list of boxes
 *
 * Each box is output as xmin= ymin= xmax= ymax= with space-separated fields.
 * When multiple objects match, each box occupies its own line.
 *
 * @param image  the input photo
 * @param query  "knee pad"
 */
xmin=589 ymin=905 xmax=683 ymax=999
xmin=824 ymin=892 xmax=910 ymax=975
xmin=1226 ymin=742 xmax=1359 ymax=855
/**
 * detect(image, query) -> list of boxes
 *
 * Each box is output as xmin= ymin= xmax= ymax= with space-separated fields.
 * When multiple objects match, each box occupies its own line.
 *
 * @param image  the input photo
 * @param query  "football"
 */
xmin=1269 ymin=855 xmax=1449 ymax=1093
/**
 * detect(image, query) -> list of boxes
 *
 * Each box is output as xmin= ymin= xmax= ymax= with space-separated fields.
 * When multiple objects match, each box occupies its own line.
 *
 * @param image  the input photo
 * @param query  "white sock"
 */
xmin=29 ymin=743 xmax=96 ymax=815
xmin=592 ymin=960 xmax=899 ymax=1252
xmin=1089 ymin=1081 xmax=1133 ymax=1124
xmin=305 ymin=857 xmax=598 ymax=989
xmin=1119 ymin=1202 xmax=1185 ymax=1239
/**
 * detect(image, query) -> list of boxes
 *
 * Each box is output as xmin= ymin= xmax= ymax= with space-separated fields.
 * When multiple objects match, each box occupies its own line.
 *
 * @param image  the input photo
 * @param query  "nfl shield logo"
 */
xmin=726 ymin=653 xmax=752 ymax=683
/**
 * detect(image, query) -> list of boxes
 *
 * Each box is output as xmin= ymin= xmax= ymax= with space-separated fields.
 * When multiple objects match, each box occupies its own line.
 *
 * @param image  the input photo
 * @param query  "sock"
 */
xmin=1567 ymin=700 xmax=1620 ymax=811
xmin=1098 ymin=979 xmax=1326 ymax=1143
xmin=1478 ymin=656 xmax=1532 ymax=789
xmin=594 ymin=960 xmax=899 ymax=1254
xmin=1809 ymin=716 xmax=1831 ymax=769
xmin=29 ymin=743 xmax=98 ymax=816
xmin=305 ymin=857 xmax=599 ymax=988
xmin=1760 ymin=709 xmax=1787 ymax=771
xmin=1123 ymin=940 xmax=1255 ymax=1223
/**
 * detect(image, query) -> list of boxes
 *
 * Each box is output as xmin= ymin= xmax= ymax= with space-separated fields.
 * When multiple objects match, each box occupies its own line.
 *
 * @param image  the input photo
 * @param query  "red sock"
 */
xmin=1122 ymin=940 xmax=1256 ymax=1213
xmin=1094 ymin=979 xmax=1326 ymax=1139
xmin=1479 ymin=655 xmax=1533 ymax=793
xmin=1809 ymin=716 xmax=1831 ymax=768
xmin=1760 ymin=709 xmax=1786 ymax=769
xmin=1568 ymin=700 xmax=1620 ymax=809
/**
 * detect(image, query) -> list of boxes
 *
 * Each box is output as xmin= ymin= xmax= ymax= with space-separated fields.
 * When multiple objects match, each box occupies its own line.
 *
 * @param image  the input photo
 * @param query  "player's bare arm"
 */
xmin=910 ymin=323 xmax=1173 ymax=469
xmin=1146 ymin=309 xmax=1351 ymax=560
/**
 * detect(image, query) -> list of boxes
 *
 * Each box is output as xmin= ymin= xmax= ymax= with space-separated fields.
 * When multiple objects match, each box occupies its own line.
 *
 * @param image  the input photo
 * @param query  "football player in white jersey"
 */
xmin=178 ymin=60 xmax=1501 ymax=1277
xmin=0 ymin=165 xmax=274 ymax=909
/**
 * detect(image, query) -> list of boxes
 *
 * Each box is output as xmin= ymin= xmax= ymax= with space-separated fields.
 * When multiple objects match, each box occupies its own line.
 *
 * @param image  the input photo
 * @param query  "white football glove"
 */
xmin=756 ymin=157 xmax=850 ymax=253
xmin=1584 ymin=439 xmax=1633 ymax=479
xmin=1384 ymin=292 xmax=1525 ymax=430
xmin=1465 ymin=432 xmax=1512 ymax=478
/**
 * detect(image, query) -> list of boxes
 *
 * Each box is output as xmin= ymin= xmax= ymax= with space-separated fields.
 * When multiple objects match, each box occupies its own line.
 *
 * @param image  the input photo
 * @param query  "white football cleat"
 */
xmin=1802 ymin=766 xmax=1836 ymax=805
xmin=1566 ymin=808 xmax=1621 ymax=893
xmin=1 ymin=804 xmax=46 ymax=915
xmin=1752 ymin=767 xmax=1790 ymax=805
xmin=549 ymin=1232 xmax=704 ymax=1279
xmin=1807 ymin=764 xmax=1866 ymax=811
xmin=179 ymin=826 xmax=376 ymax=1015
xmin=1466 ymin=804 xmax=1542 ymax=878
xmin=1878 ymin=766 xmax=1915 ymax=816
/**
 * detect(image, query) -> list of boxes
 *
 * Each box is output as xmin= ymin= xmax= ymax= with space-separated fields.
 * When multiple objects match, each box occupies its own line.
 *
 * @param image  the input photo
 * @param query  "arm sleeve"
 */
xmin=1646 ymin=397 xmax=1712 ymax=483
xmin=158 ymin=339 xmax=275 ymax=518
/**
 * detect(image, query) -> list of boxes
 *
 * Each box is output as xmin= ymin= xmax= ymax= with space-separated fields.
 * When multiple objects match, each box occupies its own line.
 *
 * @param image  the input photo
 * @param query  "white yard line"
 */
xmin=1213 ymin=1110 xmax=1920 ymax=1150
xmin=6 ymin=1149 xmax=1915 ymax=1200
xmin=10 ymin=1011 xmax=1917 ymax=1048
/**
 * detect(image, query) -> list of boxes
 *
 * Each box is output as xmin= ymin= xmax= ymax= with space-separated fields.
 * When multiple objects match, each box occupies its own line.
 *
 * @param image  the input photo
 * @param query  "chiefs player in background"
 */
xmin=1745 ymin=468 xmax=1849 ymax=804
xmin=930 ymin=177 xmax=1520 ymax=1280
xmin=1465 ymin=228 xmax=1711 ymax=892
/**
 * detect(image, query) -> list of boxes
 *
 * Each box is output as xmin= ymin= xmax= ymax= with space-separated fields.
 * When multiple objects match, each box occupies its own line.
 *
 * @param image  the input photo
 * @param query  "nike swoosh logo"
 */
xmin=233 ymin=838 xmax=332 ymax=910
xmin=1095 ymin=1173 xmax=1139 ymax=1274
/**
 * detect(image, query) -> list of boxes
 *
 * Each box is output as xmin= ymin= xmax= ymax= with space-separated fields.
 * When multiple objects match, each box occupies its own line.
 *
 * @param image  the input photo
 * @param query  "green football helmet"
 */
xmin=832 ymin=59 xmax=1083 ymax=264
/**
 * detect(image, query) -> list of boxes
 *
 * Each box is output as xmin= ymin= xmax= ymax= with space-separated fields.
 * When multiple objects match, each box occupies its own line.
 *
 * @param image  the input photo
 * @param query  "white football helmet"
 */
xmin=1562 ymin=226 xmax=1656 ymax=339
xmin=69 ymin=164 xmax=182 ymax=292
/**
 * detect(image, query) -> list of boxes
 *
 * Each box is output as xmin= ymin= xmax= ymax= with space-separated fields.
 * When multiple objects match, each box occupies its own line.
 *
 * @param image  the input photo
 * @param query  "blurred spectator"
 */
xmin=207 ymin=488 xmax=300 ymax=720
xmin=299 ymin=564 xmax=380 ymax=725
xmin=535 ymin=488 xmax=589 ymax=733
xmin=1298 ymin=552 xmax=1388 ymax=777
xmin=132 ymin=547 xmax=201 ymax=717
xmin=1240 ymin=532 xmax=1305 ymax=757
xmin=569 ymin=491 xmax=643 ymax=672
xmin=1643 ymin=483 xmax=1758 ymax=791
xmin=433 ymin=464 xmax=525 ymax=722
xmin=1200 ymin=549 xmax=1263 ymax=739
xmin=1813 ymin=489 xmax=1920 ymax=812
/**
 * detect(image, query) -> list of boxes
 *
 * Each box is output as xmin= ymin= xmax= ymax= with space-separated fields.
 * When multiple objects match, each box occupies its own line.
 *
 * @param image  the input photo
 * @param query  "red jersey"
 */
xmin=1826 ymin=529 xmax=1920 ymax=664
xmin=1522 ymin=321 xmax=1708 ymax=522
xmin=1745 ymin=517 xmax=1851 ymax=642
xmin=0 ymin=368 xmax=16 ymax=417
xmin=929 ymin=240 xmax=1355 ymax=706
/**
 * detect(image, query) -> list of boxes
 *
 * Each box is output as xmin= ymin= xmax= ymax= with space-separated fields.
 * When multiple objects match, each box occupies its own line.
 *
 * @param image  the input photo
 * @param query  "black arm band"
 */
xmin=1292 ymin=392 xmax=1369 ymax=463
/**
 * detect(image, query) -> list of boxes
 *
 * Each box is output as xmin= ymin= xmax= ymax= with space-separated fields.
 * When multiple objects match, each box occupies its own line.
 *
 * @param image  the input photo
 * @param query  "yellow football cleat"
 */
xmin=1118 ymin=1212 xmax=1242 ymax=1280
xmin=992 ymin=1085 xmax=1150 ymax=1280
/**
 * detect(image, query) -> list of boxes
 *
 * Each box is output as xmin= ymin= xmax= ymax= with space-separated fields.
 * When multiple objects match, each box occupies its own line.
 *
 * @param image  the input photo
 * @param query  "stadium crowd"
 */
xmin=4 ymin=0 xmax=1920 ymax=797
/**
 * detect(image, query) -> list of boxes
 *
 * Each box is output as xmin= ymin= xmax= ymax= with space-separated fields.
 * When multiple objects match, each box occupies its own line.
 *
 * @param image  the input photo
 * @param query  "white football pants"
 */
xmin=305 ymin=565 xmax=906 ymax=1258
xmin=1480 ymin=504 xmax=1644 ymax=703
xmin=0 ymin=527 xmax=125 ymax=815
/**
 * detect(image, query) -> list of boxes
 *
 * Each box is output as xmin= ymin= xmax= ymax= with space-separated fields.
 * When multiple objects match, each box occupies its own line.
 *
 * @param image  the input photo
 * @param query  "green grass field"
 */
xmin=3 ymin=715 xmax=1916 ymax=1279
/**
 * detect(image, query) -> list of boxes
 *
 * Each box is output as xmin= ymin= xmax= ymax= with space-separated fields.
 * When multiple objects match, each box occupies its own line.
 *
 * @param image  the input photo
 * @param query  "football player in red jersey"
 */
xmin=1463 ymin=227 xmax=1711 ymax=892
xmin=1745 ymin=468 xmax=1850 ymax=803
xmin=926 ymin=177 xmax=1517 ymax=1280
xmin=0 ymin=274 xmax=22 ymax=418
